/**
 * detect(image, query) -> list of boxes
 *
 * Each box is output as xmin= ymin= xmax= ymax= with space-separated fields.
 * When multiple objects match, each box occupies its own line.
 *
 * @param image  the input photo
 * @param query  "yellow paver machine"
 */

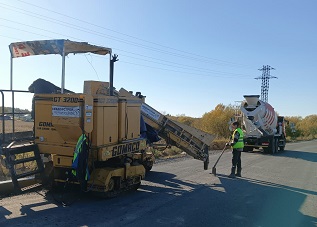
xmin=0 ymin=40 xmax=215 ymax=197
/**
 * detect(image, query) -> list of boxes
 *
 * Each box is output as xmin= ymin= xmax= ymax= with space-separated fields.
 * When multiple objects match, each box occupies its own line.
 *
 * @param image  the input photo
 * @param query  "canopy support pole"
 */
xmin=61 ymin=44 xmax=66 ymax=94
xmin=10 ymin=57 xmax=13 ymax=90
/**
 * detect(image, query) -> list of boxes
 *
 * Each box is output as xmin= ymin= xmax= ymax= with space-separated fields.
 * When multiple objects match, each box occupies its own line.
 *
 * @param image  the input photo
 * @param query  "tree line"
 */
xmin=0 ymin=107 xmax=30 ymax=115
xmin=1 ymin=105 xmax=316 ymax=140
xmin=169 ymin=104 xmax=317 ymax=140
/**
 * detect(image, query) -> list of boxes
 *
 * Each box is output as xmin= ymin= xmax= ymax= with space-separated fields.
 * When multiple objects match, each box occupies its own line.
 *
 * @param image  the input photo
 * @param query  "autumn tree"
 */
xmin=169 ymin=114 xmax=197 ymax=126
xmin=297 ymin=115 xmax=317 ymax=138
xmin=199 ymin=104 xmax=235 ymax=139
xmin=168 ymin=113 xmax=205 ymax=131
xmin=285 ymin=116 xmax=302 ymax=138
xmin=169 ymin=107 xmax=317 ymax=141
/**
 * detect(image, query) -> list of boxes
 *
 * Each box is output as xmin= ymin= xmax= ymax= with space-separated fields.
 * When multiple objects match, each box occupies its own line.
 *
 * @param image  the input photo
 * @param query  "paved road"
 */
xmin=1 ymin=140 xmax=316 ymax=227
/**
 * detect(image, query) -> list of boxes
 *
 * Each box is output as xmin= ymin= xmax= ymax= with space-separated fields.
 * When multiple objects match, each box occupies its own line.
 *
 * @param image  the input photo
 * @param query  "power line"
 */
xmin=118 ymin=53 xmax=253 ymax=77
xmin=119 ymin=60 xmax=253 ymax=79
xmin=0 ymin=24 xmax=55 ymax=39
xmin=2 ymin=1 xmax=255 ymax=69
xmin=0 ymin=21 xmax=254 ymax=78
xmin=15 ymin=0 xmax=253 ymax=68
xmin=87 ymin=53 xmax=254 ymax=78
xmin=84 ymin=54 xmax=100 ymax=80
xmin=0 ymin=29 xmax=253 ymax=79
xmin=0 ymin=4 xmax=252 ymax=69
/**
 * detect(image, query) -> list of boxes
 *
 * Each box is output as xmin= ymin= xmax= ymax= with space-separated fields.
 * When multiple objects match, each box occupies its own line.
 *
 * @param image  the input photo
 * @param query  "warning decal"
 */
xmin=52 ymin=106 xmax=81 ymax=118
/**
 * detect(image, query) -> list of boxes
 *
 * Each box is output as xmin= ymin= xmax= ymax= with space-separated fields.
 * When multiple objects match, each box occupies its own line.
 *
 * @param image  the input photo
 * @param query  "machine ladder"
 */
xmin=1 ymin=142 xmax=44 ymax=192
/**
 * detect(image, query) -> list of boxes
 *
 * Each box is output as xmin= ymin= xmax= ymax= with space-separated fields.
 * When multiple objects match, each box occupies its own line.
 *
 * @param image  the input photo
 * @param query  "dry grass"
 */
xmin=152 ymin=146 xmax=184 ymax=159
xmin=0 ymin=152 xmax=38 ymax=181
xmin=0 ymin=120 xmax=34 ymax=180
xmin=151 ymin=139 xmax=229 ymax=159
xmin=0 ymin=120 xmax=33 ymax=133
xmin=211 ymin=139 xmax=229 ymax=150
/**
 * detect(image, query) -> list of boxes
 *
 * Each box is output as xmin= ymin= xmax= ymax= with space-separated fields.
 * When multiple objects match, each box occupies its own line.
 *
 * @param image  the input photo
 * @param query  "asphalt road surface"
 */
xmin=0 ymin=140 xmax=316 ymax=227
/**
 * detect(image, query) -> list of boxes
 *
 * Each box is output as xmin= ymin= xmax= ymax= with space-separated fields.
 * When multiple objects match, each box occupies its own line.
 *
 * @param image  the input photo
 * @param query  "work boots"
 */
xmin=236 ymin=168 xmax=242 ymax=177
xmin=228 ymin=167 xmax=236 ymax=178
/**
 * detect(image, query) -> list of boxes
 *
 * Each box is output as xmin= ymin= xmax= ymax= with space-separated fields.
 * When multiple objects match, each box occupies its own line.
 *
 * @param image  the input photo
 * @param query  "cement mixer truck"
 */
xmin=240 ymin=95 xmax=286 ymax=154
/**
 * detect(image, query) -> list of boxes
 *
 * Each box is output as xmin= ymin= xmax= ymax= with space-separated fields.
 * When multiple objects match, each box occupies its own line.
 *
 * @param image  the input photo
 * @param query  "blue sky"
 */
xmin=0 ymin=0 xmax=316 ymax=118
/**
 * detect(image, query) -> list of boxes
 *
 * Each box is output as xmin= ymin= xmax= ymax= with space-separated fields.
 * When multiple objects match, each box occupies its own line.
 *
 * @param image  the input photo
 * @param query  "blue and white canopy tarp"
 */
xmin=9 ymin=39 xmax=112 ymax=58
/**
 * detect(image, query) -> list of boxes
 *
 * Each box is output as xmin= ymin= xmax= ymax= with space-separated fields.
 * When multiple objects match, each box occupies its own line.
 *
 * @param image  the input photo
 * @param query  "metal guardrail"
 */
xmin=0 ymin=89 xmax=32 ymax=145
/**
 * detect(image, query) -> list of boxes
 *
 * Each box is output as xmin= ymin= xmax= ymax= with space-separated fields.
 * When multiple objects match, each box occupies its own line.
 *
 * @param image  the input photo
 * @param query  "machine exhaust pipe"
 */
xmin=109 ymin=54 xmax=119 ymax=96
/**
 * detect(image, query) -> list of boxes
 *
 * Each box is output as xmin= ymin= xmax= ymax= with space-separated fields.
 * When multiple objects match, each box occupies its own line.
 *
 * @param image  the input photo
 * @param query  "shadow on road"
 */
xmin=0 ymin=171 xmax=316 ymax=227
xmin=213 ymin=174 xmax=317 ymax=227
xmin=144 ymin=170 xmax=198 ymax=190
xmin=244 ymin=146 xmax=317 ymax=163
xmin=128 ymin=171 xmax=317 ymax=227
xmin=275 ymin=149 xmax=317 ymax=163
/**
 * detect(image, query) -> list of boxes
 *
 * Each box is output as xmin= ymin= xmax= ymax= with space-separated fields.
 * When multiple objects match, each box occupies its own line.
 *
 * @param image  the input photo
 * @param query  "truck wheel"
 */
xmin=279 ymin=140 xmax=285 ymax=151
xmin=270 ymin=137 xmax=275 ymax=154
xmin=274 ymin=139 xmax=278 ymax=153
xmin=279 ymin=145 xmax=285 ymax=151
xmin=279 ymin=138 xmax=285 ymax=151
xmin=243 ymin=147 xmax=253 ymax=152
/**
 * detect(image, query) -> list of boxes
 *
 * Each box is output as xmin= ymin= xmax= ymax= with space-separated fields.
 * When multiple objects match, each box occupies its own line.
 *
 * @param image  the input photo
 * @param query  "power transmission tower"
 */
xmin=255 ymin=65 xmax=277 ymax=102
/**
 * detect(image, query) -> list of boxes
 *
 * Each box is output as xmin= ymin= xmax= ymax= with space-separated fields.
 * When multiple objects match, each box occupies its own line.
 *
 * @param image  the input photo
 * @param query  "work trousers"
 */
xmin=232 ymin=149 xmax=242 ymax=169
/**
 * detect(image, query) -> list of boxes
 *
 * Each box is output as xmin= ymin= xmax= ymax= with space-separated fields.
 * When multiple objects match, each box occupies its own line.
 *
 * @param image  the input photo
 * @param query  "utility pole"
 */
xmin=255 ymin=65 xmax=277 ymax=102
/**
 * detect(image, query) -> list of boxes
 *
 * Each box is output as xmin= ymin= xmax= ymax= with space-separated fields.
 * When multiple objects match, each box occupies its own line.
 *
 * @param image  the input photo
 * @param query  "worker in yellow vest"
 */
xmin=226 ymin=121 xmax=244 ymax=178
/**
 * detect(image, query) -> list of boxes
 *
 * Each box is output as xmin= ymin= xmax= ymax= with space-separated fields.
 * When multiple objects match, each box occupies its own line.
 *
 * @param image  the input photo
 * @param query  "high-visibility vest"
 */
xmin=72 ymin=134 xmax=90 ymax=181
xmin=232 ymin=128 xmax=244 ymax=149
